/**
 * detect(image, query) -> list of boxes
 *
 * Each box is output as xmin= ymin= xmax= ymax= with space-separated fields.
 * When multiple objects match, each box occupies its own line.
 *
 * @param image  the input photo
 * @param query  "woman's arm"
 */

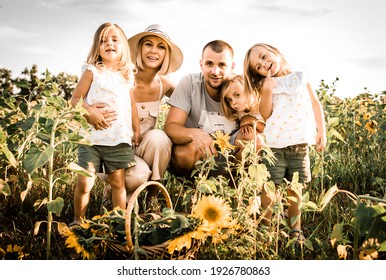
xmin=130 ymin=90 xmax=141 ymax=146
xmin=70 ymin=69 xmax=111 ymax=130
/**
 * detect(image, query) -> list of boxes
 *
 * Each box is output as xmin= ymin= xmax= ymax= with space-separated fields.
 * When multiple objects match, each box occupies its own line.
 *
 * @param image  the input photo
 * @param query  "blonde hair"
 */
xmin=221 ymin=75 xmax=254 ymax=121
xmin=243 ymin=43 xmax=289 ymax=98
xmin=86 ymin=22 xmax=135 ymax=81
xmin=134 ymin=35 xmax=172 ymax=75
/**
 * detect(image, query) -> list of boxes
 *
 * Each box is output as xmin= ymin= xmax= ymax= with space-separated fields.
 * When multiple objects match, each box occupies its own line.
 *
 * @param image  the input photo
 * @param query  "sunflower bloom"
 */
xmin=167 ymin=232 xmax=194 ymax=253
xmin=192 ymin=195 xmax=232 ymax=229
xmin=65 ymin=230 xmax=95 ymax=259
xmin=363 ymin=113 xmax=371 ymax=120
xmin=6 ymin=244 xmax=23 ymax=254
xmin=79 ymin=222 xmax=90 ymax=230
xmin=190 ymin=228 xmax=209 ymax=241
xmin=212 ymin=130 xmax=236 ymax=153
xmin=365 ymin=120 xmax=378 ymax=134
xmin=359 ymin=249 xmax=378 ymax=260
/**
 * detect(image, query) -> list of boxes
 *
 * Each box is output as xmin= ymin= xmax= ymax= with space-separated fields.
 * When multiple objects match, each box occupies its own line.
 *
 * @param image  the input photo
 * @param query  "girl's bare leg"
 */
xmin=73 ymin=173 xmax=95 ymax=224
xmin=108 ymin=169 xmax=127 ymax=210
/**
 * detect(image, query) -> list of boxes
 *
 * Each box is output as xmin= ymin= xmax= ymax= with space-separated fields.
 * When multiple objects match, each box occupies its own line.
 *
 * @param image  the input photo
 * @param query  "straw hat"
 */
xmin=128 ymin=24 xmax=183 ymax=74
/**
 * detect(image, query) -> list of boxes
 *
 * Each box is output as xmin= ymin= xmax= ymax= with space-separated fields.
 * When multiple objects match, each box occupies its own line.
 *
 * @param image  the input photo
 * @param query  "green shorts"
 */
xmin=77 ymin=143 xmax=136 ymax=174
xmin=264 ymin=144 xmax=311 ymax=185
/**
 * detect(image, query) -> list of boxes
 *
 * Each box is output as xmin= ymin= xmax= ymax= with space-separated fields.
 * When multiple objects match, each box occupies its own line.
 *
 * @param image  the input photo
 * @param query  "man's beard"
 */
xmin=207 ymin=77 xmax=222 ymax=90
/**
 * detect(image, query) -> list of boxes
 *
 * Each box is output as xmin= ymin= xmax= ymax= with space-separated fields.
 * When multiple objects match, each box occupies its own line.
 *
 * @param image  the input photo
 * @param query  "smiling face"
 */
xmin=200 ymin=47 xmax=234 ymax=96
xmin=140 ymin=35 xmax=167 ymax=70
xmin=249 ymin=45 xmax=282 ymax=77
xmin=99 ymin=27 xmax=123 ymax=65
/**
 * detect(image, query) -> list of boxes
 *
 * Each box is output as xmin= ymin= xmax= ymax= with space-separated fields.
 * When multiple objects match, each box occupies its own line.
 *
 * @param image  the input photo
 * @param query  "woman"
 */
xmin=100 ymin=24 xmax=183 ymax=205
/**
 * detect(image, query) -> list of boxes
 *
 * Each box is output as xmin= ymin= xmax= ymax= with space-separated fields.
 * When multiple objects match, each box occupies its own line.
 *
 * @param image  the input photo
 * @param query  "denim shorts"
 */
xmin=78 ymin=143 xmax=136 ymax=174
xmin=264 ymin=144 xmax=311 ymax=185
xmin=229 ymin=128 xmax=239 ymax=145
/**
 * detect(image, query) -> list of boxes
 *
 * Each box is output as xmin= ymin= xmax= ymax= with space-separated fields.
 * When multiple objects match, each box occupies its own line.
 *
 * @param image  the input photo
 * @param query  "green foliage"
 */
xmin=0 ymin=67 xmax=385 ymax=260
xmin=0 ymin=66 xmax=89 ymax=259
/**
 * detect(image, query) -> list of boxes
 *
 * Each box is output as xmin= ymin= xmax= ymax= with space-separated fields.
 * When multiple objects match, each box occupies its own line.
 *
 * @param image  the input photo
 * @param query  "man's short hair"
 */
xmin=202 ymin=40 xmax=234 ymax=57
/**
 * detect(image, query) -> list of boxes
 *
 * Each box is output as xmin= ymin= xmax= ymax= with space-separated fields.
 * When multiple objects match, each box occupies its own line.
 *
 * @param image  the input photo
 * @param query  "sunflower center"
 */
xmin=204 ymin=207 xmax=219 ymax=222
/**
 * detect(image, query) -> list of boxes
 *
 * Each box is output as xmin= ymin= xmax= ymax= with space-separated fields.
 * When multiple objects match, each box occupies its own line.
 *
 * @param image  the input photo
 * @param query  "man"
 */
xmin=164 ymin=40 xmax=237 ymax=177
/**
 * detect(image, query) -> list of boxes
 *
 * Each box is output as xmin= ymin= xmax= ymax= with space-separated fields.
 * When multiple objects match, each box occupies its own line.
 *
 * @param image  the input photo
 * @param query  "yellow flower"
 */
xmin=212 ymin=130 xmax=236 ymax=154
xmin=0 ymin=244 xmax=26 ymax=260
xmin=167 ymin=232 xmax=194 ymax=253
xmin=6 ymin=244 xmax=23 ymax=254
xmin=192 ymin=195 xmax=232 ymax=229
xmin=363 ymin=113 xmax=372 ymax=120
xmin=358 ymin=249 xmax=378 ymax=260
xmin=190 ymin=228 xmax=209 ymax=241
xmin=65 ymin=229 xmax=95 ymax=259
xmin=355 ymin=120 xmax=361 ymax=126
xmin=167 ymin=224 xmax=209 ymax=253
xmin=365 ymin=120 xmax=378 ymax=134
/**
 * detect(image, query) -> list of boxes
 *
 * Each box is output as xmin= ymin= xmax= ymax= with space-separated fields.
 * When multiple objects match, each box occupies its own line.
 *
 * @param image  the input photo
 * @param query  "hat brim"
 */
xmin=128 ymin=31 xmax=183 ymax=74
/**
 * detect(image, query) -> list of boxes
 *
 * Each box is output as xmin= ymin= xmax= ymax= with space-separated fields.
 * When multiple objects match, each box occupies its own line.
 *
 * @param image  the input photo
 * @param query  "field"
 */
xmin=0 ymin=66 xmax=385 ymax=260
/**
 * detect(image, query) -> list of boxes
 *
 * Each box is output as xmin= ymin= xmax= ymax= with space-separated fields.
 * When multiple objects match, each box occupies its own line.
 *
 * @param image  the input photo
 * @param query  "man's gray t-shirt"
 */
xmin=167 ymin=73 xmax=237 ymax=134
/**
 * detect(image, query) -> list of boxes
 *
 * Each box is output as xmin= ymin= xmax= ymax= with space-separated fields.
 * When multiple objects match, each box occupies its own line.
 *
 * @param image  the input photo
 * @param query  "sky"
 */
xmin=0 ymin=0 xmax=385 ymax=99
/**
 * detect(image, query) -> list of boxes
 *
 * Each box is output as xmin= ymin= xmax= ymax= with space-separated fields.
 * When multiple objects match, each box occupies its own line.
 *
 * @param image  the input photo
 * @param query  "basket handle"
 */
xmin=125 ymin=180 xmax=173 ymax=252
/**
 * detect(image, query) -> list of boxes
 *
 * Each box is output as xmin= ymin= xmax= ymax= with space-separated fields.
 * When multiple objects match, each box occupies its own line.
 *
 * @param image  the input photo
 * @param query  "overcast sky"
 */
xmin=1 ymin=0 xmax=385 ymax=98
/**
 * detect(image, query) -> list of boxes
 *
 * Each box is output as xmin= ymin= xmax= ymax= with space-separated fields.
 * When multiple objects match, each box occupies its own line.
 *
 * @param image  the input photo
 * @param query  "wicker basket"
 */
xmin=123 ymin=181 xmax=199 ymax=260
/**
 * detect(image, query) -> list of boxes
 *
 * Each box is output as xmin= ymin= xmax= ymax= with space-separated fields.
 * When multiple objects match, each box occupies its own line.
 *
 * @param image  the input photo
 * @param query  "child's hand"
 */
xmin=240 ymin=124 xmax=253 ymax=136
xmin=315 ymin=131 xmax=327 ymax=151
xmin=262 ymin=69 xmax=277 ymax=91
xmin=132 ymin=132 xmax=141 ymax=147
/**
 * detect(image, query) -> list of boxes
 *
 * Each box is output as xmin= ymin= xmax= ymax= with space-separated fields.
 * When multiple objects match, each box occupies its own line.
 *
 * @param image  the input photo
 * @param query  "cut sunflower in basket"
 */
xmin=64 ymin=195 xmax=239 ymax=259
xmin=64 ymin=206 xmax=201 ymax=259
xmin=167 ymin=195 xmax=239 ymax=253
xmin=64 ymin=208 xmax=127 ymax=259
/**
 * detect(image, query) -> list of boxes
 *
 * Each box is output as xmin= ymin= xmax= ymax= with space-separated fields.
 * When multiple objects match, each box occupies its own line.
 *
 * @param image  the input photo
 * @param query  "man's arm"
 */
xmin=164 ymin=106 xmax=217 ymax=157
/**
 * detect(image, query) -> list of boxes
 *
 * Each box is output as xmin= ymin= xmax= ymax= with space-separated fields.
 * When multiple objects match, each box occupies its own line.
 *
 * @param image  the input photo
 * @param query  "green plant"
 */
xmin=1 ymin=70 xmax=89 ymax=259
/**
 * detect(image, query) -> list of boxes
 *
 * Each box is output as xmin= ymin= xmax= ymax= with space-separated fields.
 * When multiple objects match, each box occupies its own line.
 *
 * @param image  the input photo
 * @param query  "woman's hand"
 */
xmin=86 ymin=103 xmax=117 ymax=130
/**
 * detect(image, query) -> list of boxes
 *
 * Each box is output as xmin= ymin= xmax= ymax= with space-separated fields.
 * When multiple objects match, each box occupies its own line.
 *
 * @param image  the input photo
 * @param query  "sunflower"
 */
xmin=1 ymin=244 xmax=26 ymax=260
xmin=167 ymin=225 xmax=209 ymax=253
xmin=167 ymin=232 xmax=194 ymax=253
xmin=192 ymin=195 xmax=232 ymax=229
xmin=365 ymin=120 xmax=378 ymax=134
xmin=363 ymin=112 xmax=372 ymax=120
xmin=65 ymin=228 xmax=95 ymax=260
xmin=212 ymin=130 xmax=236 ymax=154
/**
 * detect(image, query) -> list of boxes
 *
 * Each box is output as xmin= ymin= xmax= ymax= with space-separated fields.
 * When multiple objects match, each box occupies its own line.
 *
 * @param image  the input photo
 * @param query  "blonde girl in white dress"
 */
xmin=244 ymin=43 xmax=326 ymax=241
xmin=70 ymin=22 xmax=139 ymax=225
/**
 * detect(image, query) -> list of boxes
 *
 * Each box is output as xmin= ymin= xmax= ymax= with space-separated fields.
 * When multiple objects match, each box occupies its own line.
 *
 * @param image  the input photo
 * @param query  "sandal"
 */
xmin=68 ymin=221 xmax=80 ymax=230
xmin=289 ymin=229 xmax=305 ymax=242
